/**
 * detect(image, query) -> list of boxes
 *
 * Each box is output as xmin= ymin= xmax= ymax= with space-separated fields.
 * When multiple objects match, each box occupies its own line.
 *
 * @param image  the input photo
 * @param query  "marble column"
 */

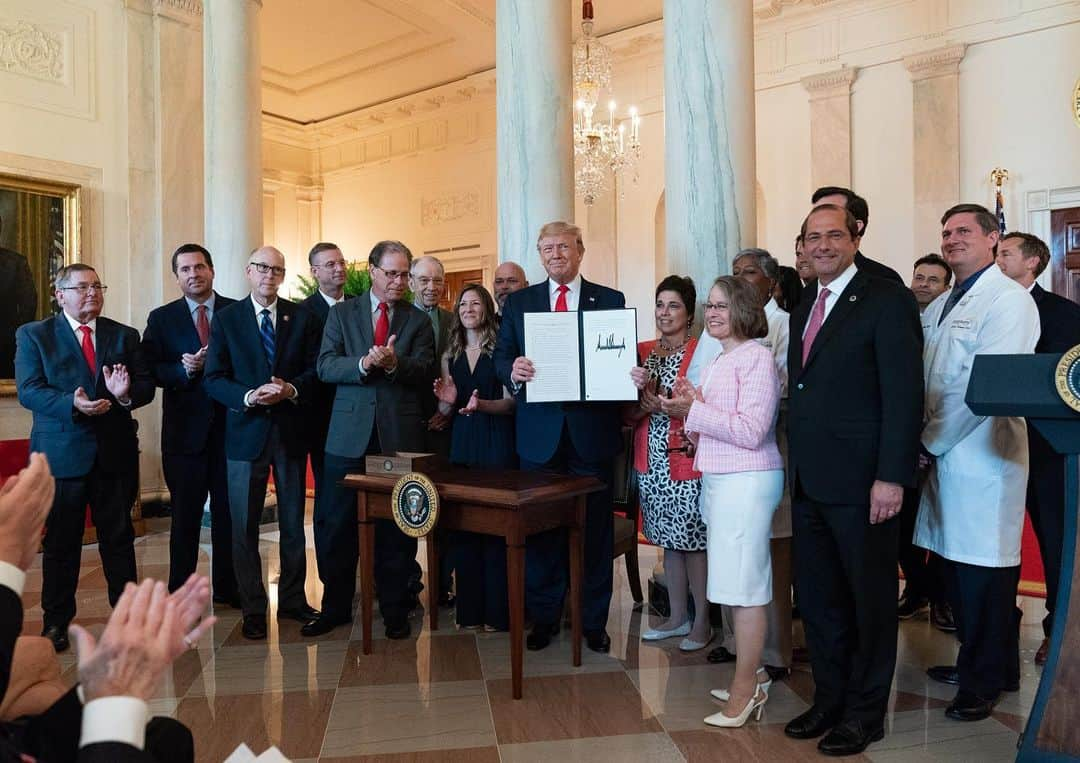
xmin=664 ymin=0 xmax=756 ymax=290
xmin=800 ymin=67 xmax=858 ymax=189
xmin=496 ymin=0 xmax=573 ymax=279
xmin=204 ymin=0 xmax=263 ymax=299
xmin=904 ymin=44 xmax=966 ymax=253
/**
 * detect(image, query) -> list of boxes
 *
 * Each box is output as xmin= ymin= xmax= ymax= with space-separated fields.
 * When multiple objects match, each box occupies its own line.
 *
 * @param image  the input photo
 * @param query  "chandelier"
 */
xmin=572 ymin=1 xmax=641 ymax=206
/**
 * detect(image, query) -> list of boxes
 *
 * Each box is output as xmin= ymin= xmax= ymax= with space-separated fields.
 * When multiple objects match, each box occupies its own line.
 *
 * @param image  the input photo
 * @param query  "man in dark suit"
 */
xmin=15 ymin=264 xmax=155 ymax=652
xmin=997 ymin=231 xmax=1080 ymax=665
xmin=493 ymin=261 xmax=528 ymax=313
xmin=300 ymin=242 xmax=350 ymax=563
xmin=783 ymin=205 xmax=923 ymax=755
xmin=811 ymin=186 xmax=904 ymax=284
xmin=142 ymin=244 xmax=238 ymax=606
xmin=306 ymin=240 xmax=435 ymax=638
xmin=494 ymin=221 xmax=626 ymax=654
xmin=204 ymin=246 xmax=321 ymax=640
xmin=0 ymin=214 xmax=37 ymax=378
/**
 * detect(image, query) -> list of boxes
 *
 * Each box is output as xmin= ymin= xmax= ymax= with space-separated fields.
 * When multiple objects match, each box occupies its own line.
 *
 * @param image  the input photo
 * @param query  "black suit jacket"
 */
xmin=0 ymin=247 xmax=36 ymax=378
xmin=300 ymin=292 xmax=354 ymax=454
xmin=493 ymin=278 xmax=626 ymax=463
xmin=142 ymin=293 xmax=236 ymax=455
xmin=15 ymin=316 xmax=154 ymax=480
xmin=797 ymin=252 xmax=903 ymax=306
xmin=204 ymin=297 xmax=321 ymax=462
xmin=787 ymin=271 xmax=924 ymax=505
xmin=1031 ymin=284 xmax=1080 ymax=353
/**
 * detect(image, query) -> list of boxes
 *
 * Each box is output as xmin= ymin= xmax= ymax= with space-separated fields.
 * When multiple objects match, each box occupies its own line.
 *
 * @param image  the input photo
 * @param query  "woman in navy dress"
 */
xmin=434 ymin=284 xmax=516 ymax=629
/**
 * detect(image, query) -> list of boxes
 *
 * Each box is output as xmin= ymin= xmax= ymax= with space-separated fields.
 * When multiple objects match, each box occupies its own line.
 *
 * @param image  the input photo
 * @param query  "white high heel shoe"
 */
xmin=710 ymin=667 xmax=772 ymax=701
xmin=704 ymin=685 xmax=767 ymax=728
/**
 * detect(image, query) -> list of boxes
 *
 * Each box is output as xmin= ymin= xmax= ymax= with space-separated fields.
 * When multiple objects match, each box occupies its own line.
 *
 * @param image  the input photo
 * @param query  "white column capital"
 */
xmin=151 ymin=0 xmax=203 ymax=23
xmin=903 ymin=44 xmax=966 ymax=81
xmin=800 ymin=67 xmax=858 ymax=100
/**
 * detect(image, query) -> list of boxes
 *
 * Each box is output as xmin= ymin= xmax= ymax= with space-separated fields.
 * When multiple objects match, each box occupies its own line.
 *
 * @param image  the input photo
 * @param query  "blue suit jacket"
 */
xmin=15 ymin=315 xmax=154 ymax=479
xmin=203 ymin=296 xmax=321 ymax=462
xmin=1031 ymin=284 xmax=1080 ymax=353
xmin=494 ymin=278 xmax=626 ymax=464
xmin=141 ymin=293 xmax=235 ymax=455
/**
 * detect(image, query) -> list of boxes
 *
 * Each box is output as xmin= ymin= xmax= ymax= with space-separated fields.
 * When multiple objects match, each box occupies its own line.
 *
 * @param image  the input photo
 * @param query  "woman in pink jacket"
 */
xmin=664 ymin=276 xmax=783 ymax=729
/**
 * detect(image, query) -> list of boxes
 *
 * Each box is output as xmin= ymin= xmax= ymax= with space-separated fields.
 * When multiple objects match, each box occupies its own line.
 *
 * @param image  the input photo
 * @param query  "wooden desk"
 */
xmin=343 ymin=468 xmax=605 ymax=699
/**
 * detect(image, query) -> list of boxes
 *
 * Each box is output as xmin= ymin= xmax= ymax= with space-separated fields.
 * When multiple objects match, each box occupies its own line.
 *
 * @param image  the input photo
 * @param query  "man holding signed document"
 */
xmin=494 ymin=221 xmax=634 ymax=654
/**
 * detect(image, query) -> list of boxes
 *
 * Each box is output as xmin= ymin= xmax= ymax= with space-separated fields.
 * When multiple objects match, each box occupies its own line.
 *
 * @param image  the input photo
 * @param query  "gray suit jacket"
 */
xmin=317 ymin=292 xmax=436 ymax=458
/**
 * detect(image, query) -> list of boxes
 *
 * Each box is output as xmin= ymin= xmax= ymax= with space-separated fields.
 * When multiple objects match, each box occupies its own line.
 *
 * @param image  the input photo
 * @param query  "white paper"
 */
xmin=524 ymin=311 xmax=582 ymax=402
xmin=582 ymin=309 xmax=638 ymax=401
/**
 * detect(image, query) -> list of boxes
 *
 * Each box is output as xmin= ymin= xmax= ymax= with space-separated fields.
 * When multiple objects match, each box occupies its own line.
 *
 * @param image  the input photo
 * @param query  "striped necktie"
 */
xmin=259 ymin=308 xmax=275 ymax=367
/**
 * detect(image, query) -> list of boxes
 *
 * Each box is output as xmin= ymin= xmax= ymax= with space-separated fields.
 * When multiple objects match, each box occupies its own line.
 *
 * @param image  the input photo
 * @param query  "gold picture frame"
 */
xmin=0 ymin=172 xmax=81 ymax=396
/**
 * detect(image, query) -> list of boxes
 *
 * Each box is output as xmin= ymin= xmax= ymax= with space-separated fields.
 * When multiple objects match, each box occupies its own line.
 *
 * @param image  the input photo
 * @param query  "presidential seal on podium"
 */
xmin=1055 ymin=345 xmax=1080 ymax=413
xmin=391 ymin=472 xmax=439 ymax=537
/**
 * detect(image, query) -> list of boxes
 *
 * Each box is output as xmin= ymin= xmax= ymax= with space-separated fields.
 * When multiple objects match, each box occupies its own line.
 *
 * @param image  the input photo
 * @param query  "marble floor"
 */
xmin=18 ymin=510 xmax=1046 ymax=762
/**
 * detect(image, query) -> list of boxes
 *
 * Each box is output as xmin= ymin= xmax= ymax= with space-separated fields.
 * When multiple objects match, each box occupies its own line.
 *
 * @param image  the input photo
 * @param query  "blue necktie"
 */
xmin=938 ymin=287 xmax=965 ymax=325
xmin=259 ymin=308 xmax=275 ymax=367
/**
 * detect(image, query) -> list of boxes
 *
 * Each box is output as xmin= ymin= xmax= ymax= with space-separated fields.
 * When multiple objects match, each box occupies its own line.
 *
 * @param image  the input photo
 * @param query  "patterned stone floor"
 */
xmin=18 ymin=509 xmax=1044 ymax=762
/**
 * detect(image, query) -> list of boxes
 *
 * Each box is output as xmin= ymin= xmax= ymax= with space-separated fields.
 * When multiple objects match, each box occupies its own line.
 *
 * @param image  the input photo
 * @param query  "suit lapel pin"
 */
xmin=849 ymin=295 xmax=857 ymax=302
xmin=588 ymin=296 xmax=596 ymax=303
xmin=283 ymin=314 xmax=290 ymax=322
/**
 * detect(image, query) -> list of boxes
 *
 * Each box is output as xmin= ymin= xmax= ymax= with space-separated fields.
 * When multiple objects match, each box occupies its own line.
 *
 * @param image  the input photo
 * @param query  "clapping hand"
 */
xmin=73 ymin=387 xmax=111 ymax=416
xmin=165 ymin=573 xmax=217 ymax=659
xmin=181 ymin=346 xmax=207 ymax=376
xmin=365 ymin=335 xmax=398 ymax=372
xmin=629 ymin=366 xmax=650 ymax=390
xmin=252 ymin=376 xmax=294 ymax=406
xmin=459 ymin=389 xmax=480 ymax=416
xmin=0 ymin=453 xmax=54 ymax=571
xmin=660 ymin=376 xmax=701 ymax=419
xmin=433 ymin=376 xmax=457 ymax=406
xmin=638 ymin=378 xmax=662 ymax=414
xmin=102 ymin=363 xmax=131 ymax=402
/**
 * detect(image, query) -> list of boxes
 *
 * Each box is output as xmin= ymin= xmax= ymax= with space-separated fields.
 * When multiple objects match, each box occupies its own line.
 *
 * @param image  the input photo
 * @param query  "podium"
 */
xmin=966 ymin=354 xmax=1080 ymax=761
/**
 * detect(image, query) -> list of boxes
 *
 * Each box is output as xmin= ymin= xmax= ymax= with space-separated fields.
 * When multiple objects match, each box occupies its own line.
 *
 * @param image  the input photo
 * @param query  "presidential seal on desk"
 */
xmin=391 ymin=472 xmax=439 ymax=537
xmin=1055 ymin=345 xmax=1080 ymax=413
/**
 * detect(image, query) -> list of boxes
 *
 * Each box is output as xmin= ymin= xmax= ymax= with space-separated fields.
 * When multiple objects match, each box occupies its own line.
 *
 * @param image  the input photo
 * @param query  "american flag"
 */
xmin=995 ymin=189 xmax=1007 ymax=233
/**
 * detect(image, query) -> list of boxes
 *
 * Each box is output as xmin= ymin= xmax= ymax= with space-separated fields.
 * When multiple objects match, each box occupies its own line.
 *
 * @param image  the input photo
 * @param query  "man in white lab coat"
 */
xmin=915 ymin=203 xmax=1040 ymax=722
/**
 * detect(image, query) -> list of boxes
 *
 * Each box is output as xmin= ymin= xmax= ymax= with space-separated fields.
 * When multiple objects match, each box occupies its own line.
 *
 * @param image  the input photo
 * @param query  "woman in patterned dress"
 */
xmin=628 ymin=275 xmax=711 ymax=650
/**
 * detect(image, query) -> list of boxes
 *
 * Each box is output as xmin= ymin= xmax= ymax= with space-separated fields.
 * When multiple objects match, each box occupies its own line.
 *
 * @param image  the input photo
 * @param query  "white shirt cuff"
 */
xmin=80 ymin=696 xmax=148 ymax=750
xmin=243 ymin=389 xmax=256 ymax=407
xmin=0 ymin=560 xmax=26 ymax=598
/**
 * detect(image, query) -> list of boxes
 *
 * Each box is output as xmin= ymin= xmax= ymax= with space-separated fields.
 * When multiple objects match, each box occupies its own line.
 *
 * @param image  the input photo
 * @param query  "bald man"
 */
xmin=493 ymin=262 xmax=528 ymax=312
xmin=204 ymin=246 xmax=323 ymax=640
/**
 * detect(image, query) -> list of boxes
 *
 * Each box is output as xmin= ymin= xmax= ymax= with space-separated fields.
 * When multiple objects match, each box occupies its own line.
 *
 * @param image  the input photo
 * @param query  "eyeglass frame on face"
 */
xmin=248 ymin=261 xmax=286 ymax=277
xmin=313 ymin=258 xmax=347 ymax=271
xmin=373 ymin=265 xmax=410 ymax=282
xmin=803 ymin=230 xmax=852 ymax=246
xmin=59 ymin=283 xmax=108 ymax=295
xmin=702 ymin=300 xmax=729 ymax=313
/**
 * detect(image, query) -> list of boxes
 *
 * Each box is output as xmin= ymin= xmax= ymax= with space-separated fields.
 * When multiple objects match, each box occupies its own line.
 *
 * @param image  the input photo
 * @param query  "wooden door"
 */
xmin=441 ymin=268 xmax=483 ymax=311
xmin=1051 ymin=205 xmax=1080 ymax=302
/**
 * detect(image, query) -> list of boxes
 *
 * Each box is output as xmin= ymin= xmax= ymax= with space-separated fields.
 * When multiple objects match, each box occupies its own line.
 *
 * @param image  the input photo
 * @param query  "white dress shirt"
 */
xmin=250 ymin=294 xmax=278 ymax=327
xmin=548 ymin=274 xmax=583 ymax=311
xmin=184 ymin=293 xmax=217 ymax=327
xmin=802 ymin=262 xmax=858 ymax=338
xmin=63 ymin=312 xmax=97 ymax=353
xmin=762 ymin=297 xmax=791 ymax=398
xmin=358 ymin=291 xmax=397 ymax=377
xmin=320 ymin=290 xmax=345 ymax=308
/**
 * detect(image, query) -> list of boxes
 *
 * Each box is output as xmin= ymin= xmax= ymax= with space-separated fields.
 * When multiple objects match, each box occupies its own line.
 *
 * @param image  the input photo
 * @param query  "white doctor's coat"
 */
xmin=915 ymin=264 xmax=1040 ymax=567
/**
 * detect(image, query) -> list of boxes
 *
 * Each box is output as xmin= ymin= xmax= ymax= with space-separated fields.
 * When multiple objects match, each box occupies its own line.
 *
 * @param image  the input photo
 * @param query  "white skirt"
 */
xmin=699 ymin=470 xmax=784 ymax=607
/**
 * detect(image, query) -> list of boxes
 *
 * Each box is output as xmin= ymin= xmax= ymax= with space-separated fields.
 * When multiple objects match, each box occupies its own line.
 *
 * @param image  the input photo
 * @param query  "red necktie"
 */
xmin=554 ymin=284 xmax=569 ymax=312
xmin=78 ymin=325 xmax=96 ymax=375
xmin=374 ymin=302 xmax=390 ymax=346
xmin=801 ymin=287 xmax=831 ymax=366
xmin=195 ymin=304 xmax=210 ymax=346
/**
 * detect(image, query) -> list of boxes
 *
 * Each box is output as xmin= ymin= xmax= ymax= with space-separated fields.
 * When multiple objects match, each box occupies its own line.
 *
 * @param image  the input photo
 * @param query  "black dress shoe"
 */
xmin=945 ymin=690 xmax=995 ymax=721
xmin=897 ymin=592 xmax=929 ymax=620
xmin=927 ymin=665 xmax=960 ymax=685
xmin=585 ymin=629 xmax=611 ymax=653
xmin=42 ymin=625 xmax=69 ymax=653
xmin=384 ymin=620 xmax=411 ymax=640
xmin=278 ymin=604 xmax=320 ymax=623
xmin=300 ymin=614 xmax=351 ymax=637
xmin=706 ymin=646 xmax=736 ymax=664
xmin=764 ymin=665 xmax=791 ymax=682
xmin=526 ymin=622 xmax=559 ymax=651
xmin=818 ymin=719 xmax=884 ymax=755
xmin=241 ymin=614 xmax=267 ymax=640
xmin=784 ymin=705 xmax=842 ymax=739
xmin=931 ymin=601 xmax=957 ymax=633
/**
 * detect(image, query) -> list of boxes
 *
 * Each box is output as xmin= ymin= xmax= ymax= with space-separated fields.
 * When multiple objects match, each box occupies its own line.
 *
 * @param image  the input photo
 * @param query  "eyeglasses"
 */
xmin=60 ymin=283 xmax=108 ymax=295
xmin=249 ymin=261 xmax=286 ymax=277
xmin=703 ymin=302 xmax=728 ymax=312
xmin=315 ymin=259 xmax=348 ymax=270
xmin=374 ymin=266 xmax=410 ymax=282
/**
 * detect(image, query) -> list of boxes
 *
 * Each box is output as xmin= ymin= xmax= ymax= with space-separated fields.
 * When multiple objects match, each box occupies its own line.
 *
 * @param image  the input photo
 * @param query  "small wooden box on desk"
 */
xmin=364 ymin=452 xmax=443 ymax=477
xmin=342 ymin=467 xmax=605 ymax=700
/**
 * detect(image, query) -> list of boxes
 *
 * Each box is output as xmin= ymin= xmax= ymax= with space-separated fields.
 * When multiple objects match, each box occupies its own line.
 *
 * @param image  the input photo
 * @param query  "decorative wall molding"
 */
xmin=421 ymin=189 xmax=480 ymax=227
xmin=155 ymin=0 xmax=203 ymax=17
xmin=800 ymin=66 xmax=857 ymax=99
xmin=903 ymin=44 xmax=966 ymax=81
xmin=754 ymin=0 xmax=839 ymax=21
xmin=0 ymin=20 xmax=63 ymax=82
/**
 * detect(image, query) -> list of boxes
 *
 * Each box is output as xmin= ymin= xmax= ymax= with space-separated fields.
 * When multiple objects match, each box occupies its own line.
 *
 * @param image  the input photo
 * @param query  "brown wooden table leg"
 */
xmin=507 ymin=537 xmax=526 ymax=699
xmin=569 ymin=496 xmax=585 ymax=668
xmin=427 ymin=532 xmax=439 ymax=632
xmin=358 ymin=494 xmax=375 ymax=655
